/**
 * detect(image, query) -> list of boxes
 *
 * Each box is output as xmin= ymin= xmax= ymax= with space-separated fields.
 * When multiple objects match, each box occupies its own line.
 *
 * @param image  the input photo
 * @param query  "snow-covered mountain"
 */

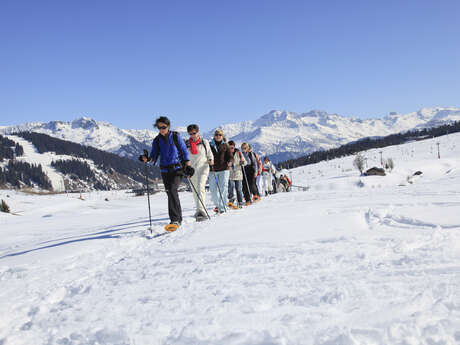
xmin=1 ymin=107 xmax=459 ymax=162
xmin=203 ymin=107 xmax=460 ymax=162
xmin=0 ymin=117 xmax=158 ymax=160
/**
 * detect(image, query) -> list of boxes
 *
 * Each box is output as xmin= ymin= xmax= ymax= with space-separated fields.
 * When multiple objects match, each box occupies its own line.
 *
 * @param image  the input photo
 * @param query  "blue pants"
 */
xmin=228 ymin=179 xmax=243 ymax=205
xmin=209 ymin=170 xmax=229 ymax=212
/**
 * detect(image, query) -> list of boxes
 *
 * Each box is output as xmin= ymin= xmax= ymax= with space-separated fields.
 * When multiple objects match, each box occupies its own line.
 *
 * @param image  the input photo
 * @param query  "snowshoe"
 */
xmin=196 ymin=215 xmax=208 ymax=222
xmin=231 ymin=204 xmax=239 ymax=210
xmin=195 ymin=211 xmax=208 ymax=222
xmin=164 ymin=222 xmax=180 ymax=232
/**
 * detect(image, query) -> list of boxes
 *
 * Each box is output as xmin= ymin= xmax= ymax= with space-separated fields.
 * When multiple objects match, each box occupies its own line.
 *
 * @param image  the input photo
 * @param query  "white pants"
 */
xmin=190 ymin=164 xmax=209 ymax=214
xmin=256 ymin=175 xmax=263 ymax=196
xmin=262 ymin=172 xmax=273 ymax=193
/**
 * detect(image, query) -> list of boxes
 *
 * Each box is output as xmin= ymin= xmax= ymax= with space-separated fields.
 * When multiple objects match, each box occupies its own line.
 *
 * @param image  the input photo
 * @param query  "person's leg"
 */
xmin=242 ymin=167 xmax=252 ymax=203
xmin=196 ymin=166 xmax=209 ymax=215
xmin=262 ymin=173 xmax=268 ymax=195
xmin=209 ymin=170 xmax=219 ymax=209
xmin=228 ymin=179 xmax=235 ymax=203
xmin=191 ymin=164 xmax=208 ymax=215
xmin=235 ymin=180 xmax=244 ymax=205
xmin=256 ymin=175 xmax=263 ymax=196
xmin=248 ymin=170 xmax=259 ymax=198
xmin=217 ymin=170 xmax=229 ymax=211
xmin=190 ymin=171 xmax=201 ymax=214
xmin=162 ymin=171 xmax=182 ymax=223
xmin=267 ymin=174 xmax=273 ymax=193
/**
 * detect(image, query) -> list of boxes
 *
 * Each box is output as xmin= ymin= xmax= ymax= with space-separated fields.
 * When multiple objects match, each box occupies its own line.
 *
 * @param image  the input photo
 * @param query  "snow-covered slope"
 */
xmin=1 ymin=132 xmax=460 ymax=344
xmin=1 ymin=107 xmax=459 ymax=162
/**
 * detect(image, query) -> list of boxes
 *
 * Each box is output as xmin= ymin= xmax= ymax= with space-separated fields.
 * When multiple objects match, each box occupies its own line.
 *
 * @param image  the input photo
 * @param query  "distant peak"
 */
xmin=71 ymin=117 xmax=99 ymax=129
xmin=73 ymin=116 xmax=96 ymax=122
xmin=303 ymin=110 xmax=329 ymax=117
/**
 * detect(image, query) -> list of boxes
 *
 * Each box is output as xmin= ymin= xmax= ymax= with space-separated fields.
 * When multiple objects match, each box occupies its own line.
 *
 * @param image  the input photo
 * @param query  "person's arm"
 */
xmin=177 ymin=133 xmax=191 ymax=166
xmin=252 ymin=154 xmax=258 ymax=175
xmin=239 ymin=152 xmax=247 ymax=166
xmin=225 ymin=145 xmax=234 ymax=167
xmin=205 ymin=140 xmax=214 ymax=165
xmin=149 ymin=138 xmax=159 ymax=163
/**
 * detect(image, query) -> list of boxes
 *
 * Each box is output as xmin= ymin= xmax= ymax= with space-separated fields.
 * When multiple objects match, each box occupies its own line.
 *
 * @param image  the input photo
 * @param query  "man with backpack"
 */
xmin=139 ymin=116 xmax=194 ymax=231
xmin=227 ymin=140 xmax=246 ymax=209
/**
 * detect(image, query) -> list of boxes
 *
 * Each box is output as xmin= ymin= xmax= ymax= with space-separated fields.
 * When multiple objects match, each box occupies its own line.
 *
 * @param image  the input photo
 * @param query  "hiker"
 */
xmin=185 ymin=124 xmax=214 ymax=221
xmin=241 ymin=142 xmax=260 ymax=205
xmin=227 ymin=140 xmax=247 ymax=209
xmin=261 ymin=156 xmax=276 ymax=196
xmin=248 ymin=145 xmax=262 ymax=200
xmin=139 ymin=116 xmax=193 ymax=229
xmin=279 ymin=174 xmax=292 ymax=192
xmin=209 ymin=129 xmax=233 ymax=213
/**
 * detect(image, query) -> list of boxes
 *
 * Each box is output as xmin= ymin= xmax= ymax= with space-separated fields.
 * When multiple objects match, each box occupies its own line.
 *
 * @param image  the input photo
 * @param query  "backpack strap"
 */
xmin=172 ymin=131 xmax=185 ymax=165
xmin=185 ymin=137 xmax=208 ymax=157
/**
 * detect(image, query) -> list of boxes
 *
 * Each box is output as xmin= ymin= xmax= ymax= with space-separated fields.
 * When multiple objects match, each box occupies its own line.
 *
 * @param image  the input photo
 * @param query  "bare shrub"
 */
xmin=385 ymin=158 xmax=395 ymax=172
xmin=1 ymin=199 xmax=10 ymax=213
xmin=353 ymin=153 xmax=365 ymax=174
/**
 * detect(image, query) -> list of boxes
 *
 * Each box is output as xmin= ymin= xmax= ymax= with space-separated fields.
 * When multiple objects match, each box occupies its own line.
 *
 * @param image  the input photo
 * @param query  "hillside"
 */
xmin=278 ymin=120 xmax=460 ymax=169
xmin=1 ymin=130 xmax=460 ymax=344
xmin=0 ymin=132 xmax=160 ymax=192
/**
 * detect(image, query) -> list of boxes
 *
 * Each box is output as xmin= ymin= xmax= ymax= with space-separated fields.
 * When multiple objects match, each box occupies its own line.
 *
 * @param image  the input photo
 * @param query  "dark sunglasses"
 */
xmin=157 ymin=125 xmax=168 ymax=130
xmin=188 ymin=132 xmax=198 ymax=135
xmin=215 ymin=133 xmax=223 ymax=137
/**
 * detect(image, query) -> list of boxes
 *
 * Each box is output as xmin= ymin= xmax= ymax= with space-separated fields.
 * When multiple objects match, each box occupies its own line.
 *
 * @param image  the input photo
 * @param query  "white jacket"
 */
xmin=186 ymin=137 xmax=213 ymax=169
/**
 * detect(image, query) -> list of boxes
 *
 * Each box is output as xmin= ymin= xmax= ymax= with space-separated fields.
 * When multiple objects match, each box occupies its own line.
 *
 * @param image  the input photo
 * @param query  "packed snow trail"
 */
xmin=2 ymin=133 xmax=460 ymax=344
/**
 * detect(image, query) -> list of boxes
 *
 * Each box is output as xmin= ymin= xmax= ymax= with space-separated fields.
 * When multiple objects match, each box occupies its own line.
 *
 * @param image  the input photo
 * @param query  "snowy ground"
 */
xmin=1 ymin=134 xmax=460 ymax=345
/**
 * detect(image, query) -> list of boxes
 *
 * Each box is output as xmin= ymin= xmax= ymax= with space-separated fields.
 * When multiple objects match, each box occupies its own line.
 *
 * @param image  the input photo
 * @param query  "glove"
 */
xmin=139 ymin=154 xmax=148 ymax=162
xmin=184 ymin=165 xmax=195 ymax=177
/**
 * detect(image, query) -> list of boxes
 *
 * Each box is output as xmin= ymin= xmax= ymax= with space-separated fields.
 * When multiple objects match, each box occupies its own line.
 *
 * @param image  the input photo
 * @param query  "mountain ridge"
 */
xmin=2 ymin=107 xmax=460 ymax=162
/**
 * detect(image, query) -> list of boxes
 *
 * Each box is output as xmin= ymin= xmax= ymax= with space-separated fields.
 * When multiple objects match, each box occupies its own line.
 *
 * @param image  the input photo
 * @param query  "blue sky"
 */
xmin=1 ymin=0 xmax=459 ymax=130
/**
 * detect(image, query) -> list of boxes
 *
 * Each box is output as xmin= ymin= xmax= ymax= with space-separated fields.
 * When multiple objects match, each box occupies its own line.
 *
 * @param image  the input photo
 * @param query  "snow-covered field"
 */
xmin=1 ymin=133 xmax=460 ymax=345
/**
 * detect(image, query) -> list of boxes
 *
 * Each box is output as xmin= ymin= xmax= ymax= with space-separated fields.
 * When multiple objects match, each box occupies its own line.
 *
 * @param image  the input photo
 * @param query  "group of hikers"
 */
xmin=139 ymin=116 xmax=292 ymax=230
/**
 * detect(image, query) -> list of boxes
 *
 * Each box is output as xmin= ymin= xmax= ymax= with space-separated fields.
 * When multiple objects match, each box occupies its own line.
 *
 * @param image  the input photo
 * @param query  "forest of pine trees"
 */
xmin=51 ymin=159 xmax=96 ymax=181
xmin=0 ymin=134 xmax=24 ymax=161
xmin=278 ymin=121 xmax=460 ymax=169
xmin=0 ymin=160 xmax=52 ymax=189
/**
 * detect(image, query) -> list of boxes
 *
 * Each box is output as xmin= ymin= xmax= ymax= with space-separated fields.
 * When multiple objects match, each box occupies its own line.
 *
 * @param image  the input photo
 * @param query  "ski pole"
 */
xmin=210 ymin=166 xmax=227 ymax=212
xmin=143 ymin=161 xmax=153 ymax=234
xmin=186 ymin=177 xmax=211 ymax=220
